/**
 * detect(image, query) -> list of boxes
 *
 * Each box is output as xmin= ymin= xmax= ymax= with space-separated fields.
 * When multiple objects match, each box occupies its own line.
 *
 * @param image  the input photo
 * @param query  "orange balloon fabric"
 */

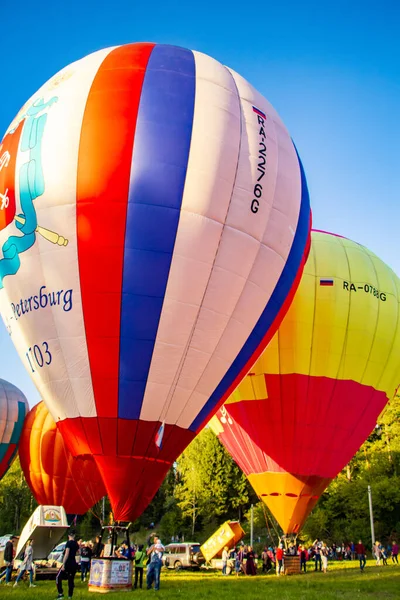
xmin=19 ymin=402 xmax=106 ymax=514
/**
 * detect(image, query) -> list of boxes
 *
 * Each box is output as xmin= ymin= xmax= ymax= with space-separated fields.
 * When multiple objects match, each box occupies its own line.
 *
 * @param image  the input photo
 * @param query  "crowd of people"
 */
xmin=0 ymin=530 xmax=166 ymax=596
xmin=1 ymin=530 xmax=399 ymax=593
xmin=221 ymin=537 xmax=400 ymax=577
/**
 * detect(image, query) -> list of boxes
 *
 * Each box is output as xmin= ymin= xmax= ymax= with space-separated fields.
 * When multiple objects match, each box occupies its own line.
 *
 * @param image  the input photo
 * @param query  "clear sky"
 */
xmin=0 ymin=0 xmax=398 ymax=407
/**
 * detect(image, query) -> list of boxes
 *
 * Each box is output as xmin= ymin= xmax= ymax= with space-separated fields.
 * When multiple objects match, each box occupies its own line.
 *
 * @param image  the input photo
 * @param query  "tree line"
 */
xmin=1 ymin=392 xmax=399 ymax=548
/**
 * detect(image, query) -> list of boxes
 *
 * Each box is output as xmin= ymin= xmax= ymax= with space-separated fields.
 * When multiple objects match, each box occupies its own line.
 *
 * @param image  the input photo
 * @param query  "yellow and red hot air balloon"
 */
xmin=222 ymin=230 xmax=400 ymax=534
xmin=0 ymin=43 xmax=311 ymax=521
xmin=19 ymin=402 xmax=106 ymax=515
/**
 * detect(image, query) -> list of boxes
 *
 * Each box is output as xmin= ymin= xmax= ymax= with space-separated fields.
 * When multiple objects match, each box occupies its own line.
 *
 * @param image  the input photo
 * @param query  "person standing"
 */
xmin=92 ymin=535 xmax=104 ymax=558
xmin=56 ymin=530 xmax=79 ymax=600
xmin=321 ymin=543 xmax=329 ymax=573
xmin=392 ymin=541 xmax=399 ymax=564
xmin=245 ymin=546 xmax=257 ymax=575
xmin=276 ymin=544 xmax=284 ymax=576
xmin=299 ymin=545 xmax=307 ymax=573
xmin=80 ymin=542 xmax=92 ymax=582
xmin=374 ymin=541 xmax=381 ymax=565
xmin=134 ymin=544 xmax=146 ymax=589
xmin=146 ymin=536 xmax=165 ymax=591
xmin=13 ymin=539 xmax=36 ymax=588
xmin=221 ymin=546 xmax=229 ymax=575
xmin=3 ymin=535 xmax=17 ymax=585
xmin=355 ymin=540 xmax=366 ymax=571
xmin=313 ymin=540 xmax=322 ymax=572
xmin=236 ymin=546 xmax=245 ymax=576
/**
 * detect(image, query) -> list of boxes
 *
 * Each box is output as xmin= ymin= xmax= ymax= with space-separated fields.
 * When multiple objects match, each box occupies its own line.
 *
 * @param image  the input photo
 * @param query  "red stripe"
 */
xmin=0 ymin=122 xmax=23 ymax=231
xmin=59 ymin=416 xmax=194 ymax=521
xmin=76 ymin=43 xmax=155 ymax=419
xmin=0 ymin=443 xmax=16 ymax=478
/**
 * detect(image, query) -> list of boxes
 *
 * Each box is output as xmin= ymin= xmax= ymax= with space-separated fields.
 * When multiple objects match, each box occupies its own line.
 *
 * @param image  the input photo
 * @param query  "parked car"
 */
xmin=47 ymin=541 xmax=66 ymax=563
xmin=162 ymin=543 xmax=205 ymax=570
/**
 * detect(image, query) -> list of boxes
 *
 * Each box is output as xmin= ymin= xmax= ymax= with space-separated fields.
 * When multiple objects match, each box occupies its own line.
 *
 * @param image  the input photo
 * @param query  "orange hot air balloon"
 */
xmin=19 ymin=402 xmax=106 ymax=514
xmin=223 ymin=230 xmax=400 ymax=534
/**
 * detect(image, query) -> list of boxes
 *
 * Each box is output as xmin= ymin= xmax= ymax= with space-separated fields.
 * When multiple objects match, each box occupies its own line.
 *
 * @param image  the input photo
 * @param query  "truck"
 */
xmin=200 ymin=521 xmax=245 ymax=574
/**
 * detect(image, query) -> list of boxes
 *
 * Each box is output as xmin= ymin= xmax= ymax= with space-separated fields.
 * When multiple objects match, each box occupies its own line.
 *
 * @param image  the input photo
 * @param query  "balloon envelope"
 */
xmin=224 ymin=230 xmax=400 ymax=533
xmin=0 ymin=379 xmax=28 ymax=480
xmin=19 ymin=402 xmax=106 ymax=514
xmin=0 ymin=43 xmax=310 ymax=521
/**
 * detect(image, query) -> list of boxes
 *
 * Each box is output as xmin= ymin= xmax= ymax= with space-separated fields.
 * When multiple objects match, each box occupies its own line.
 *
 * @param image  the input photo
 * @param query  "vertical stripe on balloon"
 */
xmin=76 ymin=43 xmax=156 ymax=420
xmin=118 ymin=45 xmax=196 ymax=419
xmin=191 ymin=151 xmax=311 ymax=432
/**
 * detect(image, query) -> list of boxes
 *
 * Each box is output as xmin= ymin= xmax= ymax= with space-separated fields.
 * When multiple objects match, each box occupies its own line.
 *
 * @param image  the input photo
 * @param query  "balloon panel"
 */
xmin=0 ymin=43 xmax=310 ymax=521
xmin=224 ymin=230 xmax=400 ymax=532
xmin=0 ymin=379 xmax=28 ymax=480
xmin=210 ymin=410 xmax=331 ymax=533
xmin=19 ymin=402 xmax=106 ymax=514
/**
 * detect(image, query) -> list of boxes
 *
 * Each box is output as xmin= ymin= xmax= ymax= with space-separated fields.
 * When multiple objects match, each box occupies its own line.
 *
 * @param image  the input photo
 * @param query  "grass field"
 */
xmin=1 ymin=560 xmax=400 ymax=599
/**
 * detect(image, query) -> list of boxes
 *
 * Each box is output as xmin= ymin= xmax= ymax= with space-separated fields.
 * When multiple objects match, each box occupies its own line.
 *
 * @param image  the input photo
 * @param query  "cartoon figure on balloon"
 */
xmin=0 ymin=96 xmax=68 ymax=289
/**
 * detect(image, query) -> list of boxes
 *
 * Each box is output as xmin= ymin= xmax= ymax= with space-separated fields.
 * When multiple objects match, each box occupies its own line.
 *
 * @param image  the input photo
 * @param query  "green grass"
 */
xmin=2 ymin=560 xmax=400 ymax=599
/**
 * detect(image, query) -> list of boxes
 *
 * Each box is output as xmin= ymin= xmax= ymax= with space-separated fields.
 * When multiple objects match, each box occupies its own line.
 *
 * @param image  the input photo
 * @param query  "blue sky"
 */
xmin=0 ymin=0 xmax=398 ymax=407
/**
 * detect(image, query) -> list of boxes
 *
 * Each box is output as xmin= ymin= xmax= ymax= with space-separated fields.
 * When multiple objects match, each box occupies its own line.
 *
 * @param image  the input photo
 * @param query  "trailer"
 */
xmin=200 ymin=521 xmax=245 ymax=574
xmin=14 ymin=505 xmax=69 ymax=579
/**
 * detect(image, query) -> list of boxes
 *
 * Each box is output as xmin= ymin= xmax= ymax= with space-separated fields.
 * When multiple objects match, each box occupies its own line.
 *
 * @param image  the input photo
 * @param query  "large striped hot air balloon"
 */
xmin=0 ymin=379 xmax=28 ymax=480
xmin=19 ymin=402 xmax=106 ymax=515
xmin=223 ymin=230 xmax=400 ymax=534
xmin=0 ymin=43 xmax=310 ymax=521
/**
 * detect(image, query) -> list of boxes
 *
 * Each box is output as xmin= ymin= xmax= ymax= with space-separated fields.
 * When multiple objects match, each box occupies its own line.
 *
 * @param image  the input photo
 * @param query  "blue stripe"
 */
xmin=10 ymin=401 xmax=27 ymax=444
xmin=118 ymin=45 xmax=196 ymax=419
xmin=190 ymin=148 xmax=311 ymax=431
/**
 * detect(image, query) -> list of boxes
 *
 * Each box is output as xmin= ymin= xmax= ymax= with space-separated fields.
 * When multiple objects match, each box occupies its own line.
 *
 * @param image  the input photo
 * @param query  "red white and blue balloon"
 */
xmin=0 ymin=43 xmax=310 ymax=520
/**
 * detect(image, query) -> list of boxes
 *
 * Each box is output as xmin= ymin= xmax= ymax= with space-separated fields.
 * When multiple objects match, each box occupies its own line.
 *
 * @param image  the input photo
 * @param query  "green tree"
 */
xmin=0 ymin=458 xmax=36 ymax=534
xmin=174 ymin=428 xmax=255 ymax=537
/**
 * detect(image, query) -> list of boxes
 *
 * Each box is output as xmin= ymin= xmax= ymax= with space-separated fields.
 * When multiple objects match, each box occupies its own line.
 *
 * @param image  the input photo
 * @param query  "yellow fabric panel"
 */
xmin=227 ymin=371 xmax=267 ymax=404
xmin=226 ymin=231 xmax=400 ymax=405
xmin=208 ymin=415 xmax=224 ymax=435
xmin=249 ymin=471 xmax=327 ymax=534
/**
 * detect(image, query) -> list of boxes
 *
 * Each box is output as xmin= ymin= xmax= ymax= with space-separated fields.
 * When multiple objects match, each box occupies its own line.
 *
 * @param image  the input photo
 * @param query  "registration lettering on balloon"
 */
xmin=251 ymin=106 xmax=267 ymax=214
xmin=0 ymin=96 xmax=68 ymax=290
xmin=342 ymin=280 xmax=387 ymax=301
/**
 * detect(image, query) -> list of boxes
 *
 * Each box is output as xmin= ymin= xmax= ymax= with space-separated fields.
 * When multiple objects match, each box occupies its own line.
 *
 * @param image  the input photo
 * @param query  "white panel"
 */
xmin=173 ymin=68 xmax=303 ymax=428
xmin=0 ymin=48 xmax=115 ymax=421
xmin=140 ymin=52 xmax=304 ymax=427
xmin=139 ymin=50 xmax=242 ymax=422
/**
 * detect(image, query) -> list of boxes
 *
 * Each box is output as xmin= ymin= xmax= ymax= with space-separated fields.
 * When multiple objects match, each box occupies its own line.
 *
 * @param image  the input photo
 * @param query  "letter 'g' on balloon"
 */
xmin=224 ymin=230 xmax=400 ymax=533
xmin=0 ymin=43 xmax=310 ymax=521
xmin=0 ymin=379 xmax=28 ymax=480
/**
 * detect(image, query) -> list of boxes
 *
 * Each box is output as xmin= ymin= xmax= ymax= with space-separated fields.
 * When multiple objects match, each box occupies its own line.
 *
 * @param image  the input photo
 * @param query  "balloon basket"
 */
xmin=283 ymin=555 xmax=300 ymax=575
xmin=88 ymin=558 xmax=132 ymax=593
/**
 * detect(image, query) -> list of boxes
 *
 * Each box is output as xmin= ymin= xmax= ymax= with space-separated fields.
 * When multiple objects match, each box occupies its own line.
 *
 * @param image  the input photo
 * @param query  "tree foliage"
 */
xmin=1 ymin=394 xmax=400 ymax=548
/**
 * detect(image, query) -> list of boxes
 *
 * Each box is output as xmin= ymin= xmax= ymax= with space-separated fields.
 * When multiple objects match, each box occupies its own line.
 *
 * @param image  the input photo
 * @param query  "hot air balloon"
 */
xmin=0 ymin=379 xmax=28 ymax=480
xmin=0 ymin=43 xmax=310 ymax=521
xmin=223 ymin=230 xmax=400 ymax=534
xmin=19 ymin=402 xmax=106 ymax=515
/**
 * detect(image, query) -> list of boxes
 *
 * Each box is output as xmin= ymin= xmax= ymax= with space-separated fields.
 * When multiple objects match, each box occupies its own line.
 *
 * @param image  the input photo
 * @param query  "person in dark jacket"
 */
xmin=80 ymin=542 xmax=93 ymax=582
xmin=4 ymin=536 xmax=18 ymax=585
xmin=355 ymin=540 xmax=366 ymax=571
xmin=92 ymin=536 xmax=104 ymax=558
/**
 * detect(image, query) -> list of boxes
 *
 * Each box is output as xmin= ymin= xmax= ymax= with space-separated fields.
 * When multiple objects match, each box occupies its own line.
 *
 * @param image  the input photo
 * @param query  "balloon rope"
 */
xmin=261 ymin=499 xmax=280 ymax=544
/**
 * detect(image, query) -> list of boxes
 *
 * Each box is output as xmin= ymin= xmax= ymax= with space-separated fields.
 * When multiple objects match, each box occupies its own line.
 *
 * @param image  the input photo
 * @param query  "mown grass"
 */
xmin=2 ymin=559 xmax=400 ymax=599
